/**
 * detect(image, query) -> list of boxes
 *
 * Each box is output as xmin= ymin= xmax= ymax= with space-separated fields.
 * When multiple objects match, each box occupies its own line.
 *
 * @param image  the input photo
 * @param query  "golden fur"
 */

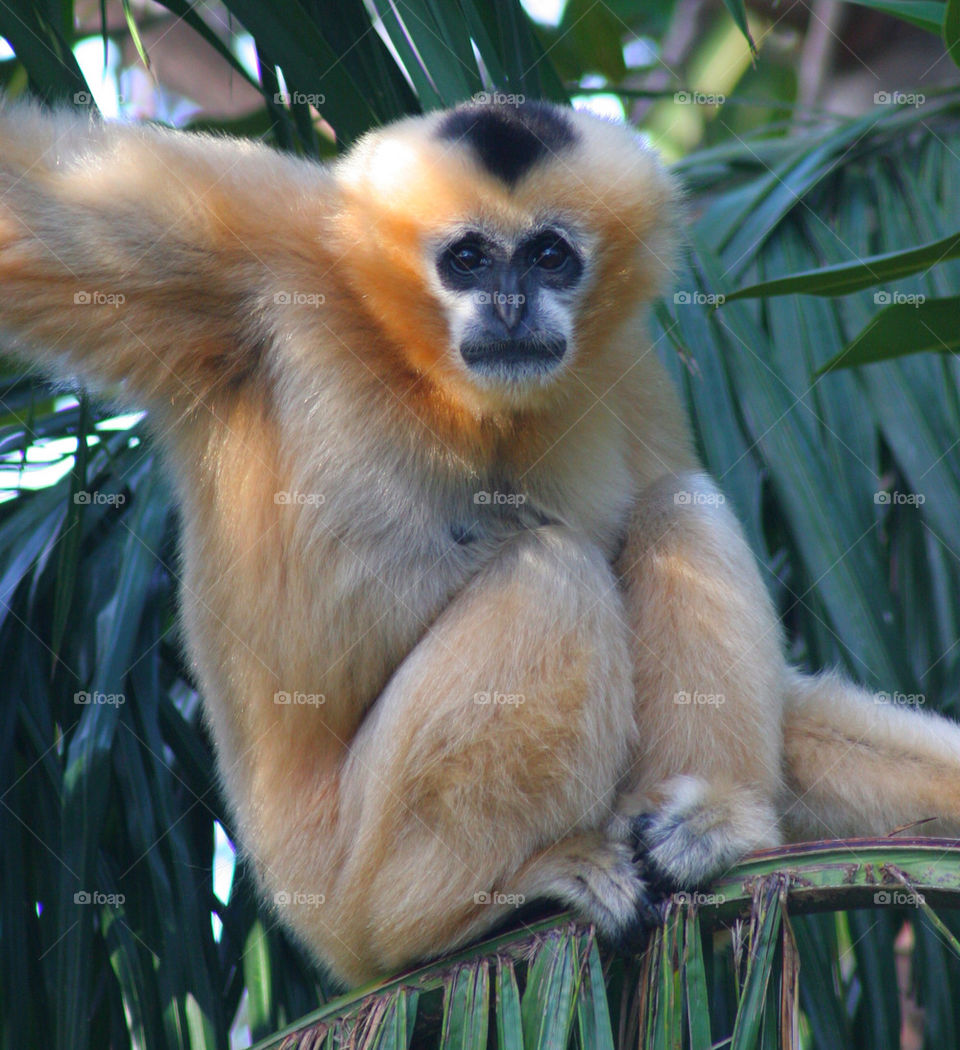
xmin=1 ymin=98 xmax=959 ymax=986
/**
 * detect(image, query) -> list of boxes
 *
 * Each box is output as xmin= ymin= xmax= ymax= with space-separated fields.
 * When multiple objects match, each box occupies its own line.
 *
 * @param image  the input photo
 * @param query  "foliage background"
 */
xmin=1 ymin=0 xmax=959 ymax=1047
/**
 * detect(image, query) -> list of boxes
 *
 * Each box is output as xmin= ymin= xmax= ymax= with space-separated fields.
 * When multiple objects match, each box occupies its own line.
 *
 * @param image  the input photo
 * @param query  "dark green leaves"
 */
xmin=945 ymin=0 xmax=960 ymax=65
xmin=724 ymin=230 xmax=960 ymax=301
xmin=0 ymin=4 xmax=88 ymax=104
xmin=848 ymin=0 xmax=948 ymax=34
xmin=820 ymin=295 xmax=960 ymax=373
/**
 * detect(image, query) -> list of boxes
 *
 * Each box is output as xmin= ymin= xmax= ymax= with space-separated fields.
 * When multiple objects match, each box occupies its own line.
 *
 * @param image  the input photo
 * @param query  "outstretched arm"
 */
xmin=0 ymin=101 xmax=334 ymax=416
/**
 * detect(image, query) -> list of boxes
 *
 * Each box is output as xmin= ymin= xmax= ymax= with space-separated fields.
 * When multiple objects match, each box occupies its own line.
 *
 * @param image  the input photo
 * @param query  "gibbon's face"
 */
xmin=333 ymin=101 xmax=677 ymax=413
xmin=432 ymin=218 xmax=584 ymax=385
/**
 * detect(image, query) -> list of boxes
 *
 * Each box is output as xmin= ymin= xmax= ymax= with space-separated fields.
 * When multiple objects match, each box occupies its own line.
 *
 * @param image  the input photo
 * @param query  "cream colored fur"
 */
xmin=1 ymin=99 xmax=958 ymax=987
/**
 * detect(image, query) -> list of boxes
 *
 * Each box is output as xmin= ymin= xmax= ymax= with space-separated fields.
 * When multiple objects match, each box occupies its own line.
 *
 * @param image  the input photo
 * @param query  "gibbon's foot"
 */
xmin=627 ymin=775 xmax=781 ymax=891
xmin=541 ymin=838 xmax=664 ymax=945
xmin=628 ymin=814 xmax=689 ymax=896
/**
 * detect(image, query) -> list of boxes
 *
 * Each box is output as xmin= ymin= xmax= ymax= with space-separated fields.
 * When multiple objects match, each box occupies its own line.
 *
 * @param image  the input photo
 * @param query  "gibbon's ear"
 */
xmin=0 ymin=100 xmax=343 ymax=417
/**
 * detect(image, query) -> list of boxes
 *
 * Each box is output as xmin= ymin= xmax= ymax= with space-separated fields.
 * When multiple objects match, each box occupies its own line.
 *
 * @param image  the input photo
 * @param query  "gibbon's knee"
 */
xmin=260 ymin=526 xmax=639 ymax=984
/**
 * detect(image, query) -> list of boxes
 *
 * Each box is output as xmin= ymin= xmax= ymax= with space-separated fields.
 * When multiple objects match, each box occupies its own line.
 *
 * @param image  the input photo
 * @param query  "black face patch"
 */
xmin=436 ymin=102 xmax=577 ymax=187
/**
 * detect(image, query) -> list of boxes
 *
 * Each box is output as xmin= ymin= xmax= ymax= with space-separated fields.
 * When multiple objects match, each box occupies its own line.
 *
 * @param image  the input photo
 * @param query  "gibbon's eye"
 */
xmin=446 ymin=240 xmax=490 ymax=276
xmin=534 ymin=240 xmax=570 ymax=270
xmin=526 ymin=233 xmax=578 ymax=277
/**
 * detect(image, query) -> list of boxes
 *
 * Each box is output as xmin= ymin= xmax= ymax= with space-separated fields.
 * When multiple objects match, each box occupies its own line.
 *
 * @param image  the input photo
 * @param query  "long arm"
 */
xmin=0 ymin=101 xmax=332 ymax=416
xmin=618 ymin=469 xmax=960 ymax=875
xmin=615 ymin=470 xmax=787 ymax=884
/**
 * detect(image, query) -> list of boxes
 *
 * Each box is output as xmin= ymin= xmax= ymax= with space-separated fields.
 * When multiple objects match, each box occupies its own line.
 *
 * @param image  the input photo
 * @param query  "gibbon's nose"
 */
xmin=493 ymin=279 xmax=524 ymax=330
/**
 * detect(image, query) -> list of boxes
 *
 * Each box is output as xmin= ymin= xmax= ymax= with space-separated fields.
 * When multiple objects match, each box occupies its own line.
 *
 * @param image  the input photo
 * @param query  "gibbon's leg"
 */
xmin=265 ymin=525 xmax=644 ymax=986
xmin=615 ymin=471 xmax=785 ymax=887
xmin=781 ymin=671 xmax=960 ymax=840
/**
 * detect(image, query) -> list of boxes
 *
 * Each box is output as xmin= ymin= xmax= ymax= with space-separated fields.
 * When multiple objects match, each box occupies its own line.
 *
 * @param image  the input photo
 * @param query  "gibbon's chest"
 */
xmin=302 ymin=432 xmax=637 ymax=640
xmin=171 ymin=387 xmax=637 ymax=730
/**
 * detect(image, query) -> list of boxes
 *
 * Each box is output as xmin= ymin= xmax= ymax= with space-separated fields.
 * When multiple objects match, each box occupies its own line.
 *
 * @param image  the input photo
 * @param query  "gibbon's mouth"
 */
xmin=460 ymin=336 xmax=566 ymax=375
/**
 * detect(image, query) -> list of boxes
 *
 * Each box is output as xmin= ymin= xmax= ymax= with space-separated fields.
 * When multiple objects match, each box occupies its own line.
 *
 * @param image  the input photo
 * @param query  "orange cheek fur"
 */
xmin=329 ymin=144 xmax=675 ymax=454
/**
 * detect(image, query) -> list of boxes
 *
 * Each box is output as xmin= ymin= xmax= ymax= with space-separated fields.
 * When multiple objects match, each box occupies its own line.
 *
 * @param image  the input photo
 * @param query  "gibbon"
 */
xmin=1 ymin=97 xmax=959 ymax=987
